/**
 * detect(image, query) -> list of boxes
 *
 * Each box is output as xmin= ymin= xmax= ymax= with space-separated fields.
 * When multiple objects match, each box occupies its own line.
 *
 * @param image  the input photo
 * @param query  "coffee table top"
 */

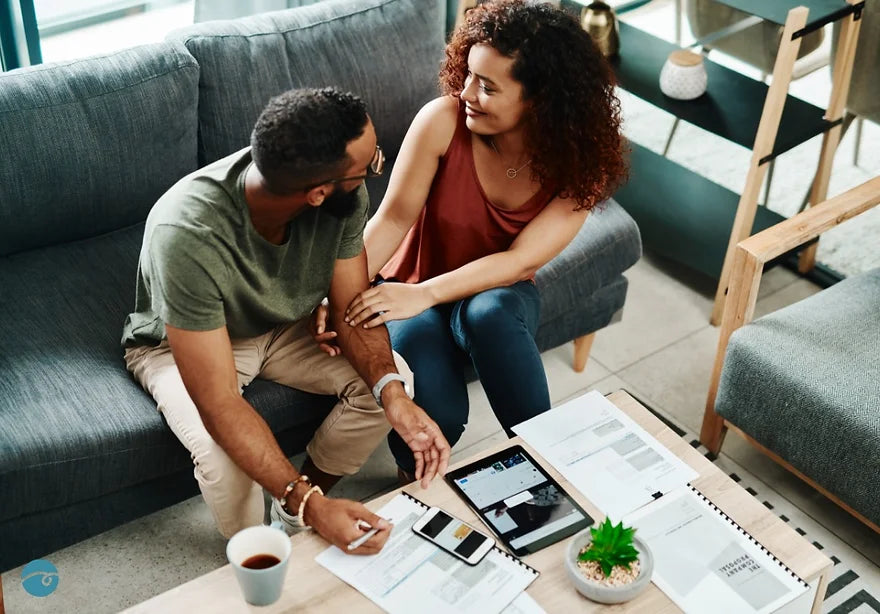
xmin=125 ymin=391 xmax=832 ymax=613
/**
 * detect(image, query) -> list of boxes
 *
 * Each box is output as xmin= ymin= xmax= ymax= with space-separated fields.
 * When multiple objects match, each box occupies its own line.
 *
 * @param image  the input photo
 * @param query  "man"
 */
xmin=122 ymin=87 xmax=450 ymax=554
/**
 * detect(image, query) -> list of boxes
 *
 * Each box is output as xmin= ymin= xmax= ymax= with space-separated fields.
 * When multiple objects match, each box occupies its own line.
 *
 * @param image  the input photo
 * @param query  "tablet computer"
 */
xmin=445 ymin=444 xmax=594 ymax=557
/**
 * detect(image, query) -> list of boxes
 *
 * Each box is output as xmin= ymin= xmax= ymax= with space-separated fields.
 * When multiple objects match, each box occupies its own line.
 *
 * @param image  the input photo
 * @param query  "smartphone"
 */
xmin=412 ymin=507 xmax=495 ymax=566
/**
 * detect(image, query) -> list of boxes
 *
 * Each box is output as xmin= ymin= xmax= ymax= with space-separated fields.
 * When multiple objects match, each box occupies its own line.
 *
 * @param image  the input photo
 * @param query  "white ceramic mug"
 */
xmin=226 ymin=522 xmax=292 ymax=606
xmin=659 ymin=50 xmax=708 ymax=100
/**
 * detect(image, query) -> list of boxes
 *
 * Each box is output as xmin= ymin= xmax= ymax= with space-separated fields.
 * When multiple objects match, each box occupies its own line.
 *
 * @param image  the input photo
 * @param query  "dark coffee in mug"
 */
xmin=241 ymin=553 xmax=281 ymax=570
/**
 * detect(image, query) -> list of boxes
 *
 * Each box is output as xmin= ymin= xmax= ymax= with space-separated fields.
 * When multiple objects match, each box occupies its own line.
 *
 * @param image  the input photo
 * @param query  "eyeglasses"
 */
xmin=325 ymin=145 xmax=385 ymax=185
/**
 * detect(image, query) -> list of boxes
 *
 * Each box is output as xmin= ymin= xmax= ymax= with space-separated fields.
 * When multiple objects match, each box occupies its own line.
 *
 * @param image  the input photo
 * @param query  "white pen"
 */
xmin=347 ymin=519 xmax=381 ymax=551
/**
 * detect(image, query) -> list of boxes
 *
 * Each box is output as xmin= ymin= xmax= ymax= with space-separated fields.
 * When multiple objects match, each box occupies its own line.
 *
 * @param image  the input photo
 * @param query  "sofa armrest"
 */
xmin=701 ymin=175 xmax=880 ymax=450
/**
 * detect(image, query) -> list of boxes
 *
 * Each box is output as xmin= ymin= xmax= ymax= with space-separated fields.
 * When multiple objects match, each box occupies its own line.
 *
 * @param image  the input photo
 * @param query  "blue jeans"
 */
xmin=386 ymin=281 xmax=551 ymax=473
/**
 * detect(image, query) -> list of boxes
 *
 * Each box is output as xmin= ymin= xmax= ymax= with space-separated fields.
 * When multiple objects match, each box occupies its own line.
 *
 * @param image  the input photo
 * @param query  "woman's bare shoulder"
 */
xmin=409 ymin=96 xmax=460 ymax=154
xmin=419 ymin=95 xmax=460 ymax=122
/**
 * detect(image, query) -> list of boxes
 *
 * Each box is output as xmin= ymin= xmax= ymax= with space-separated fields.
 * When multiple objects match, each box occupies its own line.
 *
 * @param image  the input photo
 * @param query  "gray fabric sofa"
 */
xmin=0 ymin=0 xmax=641 ymax=571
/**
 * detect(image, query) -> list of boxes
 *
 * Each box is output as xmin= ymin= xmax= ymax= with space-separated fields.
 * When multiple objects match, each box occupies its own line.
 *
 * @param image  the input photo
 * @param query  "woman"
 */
xmin=338 ymin=0 xmax=627 ymax=480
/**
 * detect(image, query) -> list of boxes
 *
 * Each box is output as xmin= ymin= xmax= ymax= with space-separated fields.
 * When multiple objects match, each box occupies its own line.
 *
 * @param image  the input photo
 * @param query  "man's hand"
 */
xmin=344 ymin=282 xmax=433 ymax=329
xmin=304 ymin=494 xmax=393 ymax=555
xmin=309 ymin=298 xmax=340 ymax=357
xmin=384 ymin=398 xmax=450 ymax=489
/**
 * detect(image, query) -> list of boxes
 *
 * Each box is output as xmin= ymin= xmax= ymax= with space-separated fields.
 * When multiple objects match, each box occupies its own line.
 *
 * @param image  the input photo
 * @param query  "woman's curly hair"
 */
xmin=440 ymin=0 xmax=627 ymax=211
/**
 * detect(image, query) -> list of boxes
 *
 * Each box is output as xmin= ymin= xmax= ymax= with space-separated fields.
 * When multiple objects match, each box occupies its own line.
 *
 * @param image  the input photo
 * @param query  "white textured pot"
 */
xmin=659 ymin=50 xmax=708 ymax=100
xmin=564 ymin=529 xmax=654 ymax=604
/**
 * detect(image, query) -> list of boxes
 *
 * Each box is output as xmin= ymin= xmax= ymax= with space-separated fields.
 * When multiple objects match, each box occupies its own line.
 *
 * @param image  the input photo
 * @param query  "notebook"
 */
xmin=624 ymin=485 xmax=809 ymax=614
xmin=316 ymin=492 xmax=539 ymax=614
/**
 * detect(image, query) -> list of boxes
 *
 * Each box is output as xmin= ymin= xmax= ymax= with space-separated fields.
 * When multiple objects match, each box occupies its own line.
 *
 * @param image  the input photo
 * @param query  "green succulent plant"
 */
xmin=577 ymin=518 xmax=640 ymax=577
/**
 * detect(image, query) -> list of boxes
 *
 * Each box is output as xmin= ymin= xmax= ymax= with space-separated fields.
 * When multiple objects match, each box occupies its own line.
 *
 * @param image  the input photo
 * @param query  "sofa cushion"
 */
xmin=0 ymin=42 xmax=200 ymax=257
xmin=535 ymin=199 xmax=642 ymax=347
xmin=0 ymin=225 xmax=334 ymax=524
xmin=716 ymin=267 xmax=880 ymax=524
xmin=168 ymin=0 xmax=444 ymax=168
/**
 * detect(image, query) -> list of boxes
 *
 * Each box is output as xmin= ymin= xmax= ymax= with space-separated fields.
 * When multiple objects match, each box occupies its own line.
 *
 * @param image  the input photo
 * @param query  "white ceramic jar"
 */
xmin=659 ymin=50 xmax=708 ymax=100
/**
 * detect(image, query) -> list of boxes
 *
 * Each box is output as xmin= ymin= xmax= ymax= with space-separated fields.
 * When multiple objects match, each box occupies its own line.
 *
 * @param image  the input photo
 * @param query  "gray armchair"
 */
xmin=685 ymin=0 xmax=826 ymax=77
xmin=701 ymin=175 xmax=880 ymax=532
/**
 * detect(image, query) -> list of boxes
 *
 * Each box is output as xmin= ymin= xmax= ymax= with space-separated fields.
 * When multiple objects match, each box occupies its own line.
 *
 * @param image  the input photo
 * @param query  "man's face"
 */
xmin=314 ymin=117 xmax=378 ymax=218
xmin=321 ymin=183 xmax=362 ymax=219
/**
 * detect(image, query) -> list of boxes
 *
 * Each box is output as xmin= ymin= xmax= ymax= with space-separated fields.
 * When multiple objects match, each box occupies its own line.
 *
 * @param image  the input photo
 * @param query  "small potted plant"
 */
xmin=564 ymin=518 xmax=654 ymax=604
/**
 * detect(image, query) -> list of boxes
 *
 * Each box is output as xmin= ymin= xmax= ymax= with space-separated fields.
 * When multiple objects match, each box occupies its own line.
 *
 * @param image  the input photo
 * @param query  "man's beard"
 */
xmin=321 ymin=185 xmax=361 ymax=219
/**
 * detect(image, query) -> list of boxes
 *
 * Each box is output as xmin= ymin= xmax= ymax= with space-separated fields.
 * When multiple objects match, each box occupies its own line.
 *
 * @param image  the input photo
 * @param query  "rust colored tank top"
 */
xmin=380 ymin=102 xmax=556 ymax=284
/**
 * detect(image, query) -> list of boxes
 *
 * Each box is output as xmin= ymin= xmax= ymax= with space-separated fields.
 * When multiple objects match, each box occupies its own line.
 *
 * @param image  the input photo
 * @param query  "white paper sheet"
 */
xmin=624 ymin=487 xmax=808 ymax=614
xmin=513 ymin=390 xmax=698 ymax=519
xmin=316 ymin=494 xmax=538 ymax=614
xmin=502 ymin=592 xmax=547 ymax=614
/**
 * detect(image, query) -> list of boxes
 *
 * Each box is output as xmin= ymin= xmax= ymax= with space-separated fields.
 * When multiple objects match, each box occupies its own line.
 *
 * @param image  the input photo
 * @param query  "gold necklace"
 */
xmin=489 ymin=139 xmax=531 ymax=179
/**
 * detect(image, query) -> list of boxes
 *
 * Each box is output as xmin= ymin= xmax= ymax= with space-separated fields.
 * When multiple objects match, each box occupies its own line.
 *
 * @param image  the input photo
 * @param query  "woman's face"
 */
xmin=459 ymin=43 xmax=527 ymax=135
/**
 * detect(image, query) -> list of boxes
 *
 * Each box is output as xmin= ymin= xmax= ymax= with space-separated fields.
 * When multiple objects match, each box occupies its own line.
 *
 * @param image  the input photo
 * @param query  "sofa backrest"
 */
xmin=0 ymin=42 xmax=200 ymax=257
xmin=168 ymin=0 xmax=445 ymax=168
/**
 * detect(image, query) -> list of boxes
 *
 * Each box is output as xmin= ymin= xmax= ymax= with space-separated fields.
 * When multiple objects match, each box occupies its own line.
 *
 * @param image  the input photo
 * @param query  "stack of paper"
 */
xmin=625 ymin=487 xmax=809 ymax=614
xmin=513 ymin=390 xmax=698 ymax=519
xmin=316 ymin=493 xmax=540 ymax=614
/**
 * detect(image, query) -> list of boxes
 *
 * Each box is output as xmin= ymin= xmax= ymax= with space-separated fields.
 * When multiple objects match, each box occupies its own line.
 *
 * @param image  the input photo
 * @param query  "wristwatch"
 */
xmin=372 ymin=373 xmax=412 ymax=408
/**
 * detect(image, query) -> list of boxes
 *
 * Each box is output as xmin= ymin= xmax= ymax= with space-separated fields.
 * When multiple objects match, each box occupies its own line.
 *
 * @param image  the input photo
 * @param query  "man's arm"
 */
xmin=164 ymin=324 xmax=390 ymax=553
xmin=328 ymin=250 xmax=451 ymax=486
xmin=166 ymin=325 xmax=294 ymax=495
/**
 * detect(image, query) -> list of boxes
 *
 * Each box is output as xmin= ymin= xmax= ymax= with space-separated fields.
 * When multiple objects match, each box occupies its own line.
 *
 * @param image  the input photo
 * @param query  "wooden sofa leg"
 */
xmin=573 ymin=333 xmax=595 ymax=373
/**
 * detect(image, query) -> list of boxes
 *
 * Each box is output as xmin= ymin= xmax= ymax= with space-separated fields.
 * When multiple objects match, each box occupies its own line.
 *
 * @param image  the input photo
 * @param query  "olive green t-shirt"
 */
xmin=121 ymin=147 xmax=368 ymax=347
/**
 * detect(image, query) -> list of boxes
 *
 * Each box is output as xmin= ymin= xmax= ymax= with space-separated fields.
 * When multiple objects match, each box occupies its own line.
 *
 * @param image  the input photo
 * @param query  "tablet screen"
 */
xmin=446 ymin=445 xmax=594 ymax=556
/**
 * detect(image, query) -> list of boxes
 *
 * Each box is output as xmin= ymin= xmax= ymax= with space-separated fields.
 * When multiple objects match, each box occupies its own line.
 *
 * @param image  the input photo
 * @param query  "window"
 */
xmin=1 ymin=0 xmax=193 ymax=70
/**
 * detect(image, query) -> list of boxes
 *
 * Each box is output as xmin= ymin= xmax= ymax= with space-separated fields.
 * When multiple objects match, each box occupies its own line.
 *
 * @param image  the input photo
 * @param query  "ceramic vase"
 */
xmin=659 ymin=49 xmax=708 ymax=100
xmin=580 ymin=1 xmax=620 ymax=57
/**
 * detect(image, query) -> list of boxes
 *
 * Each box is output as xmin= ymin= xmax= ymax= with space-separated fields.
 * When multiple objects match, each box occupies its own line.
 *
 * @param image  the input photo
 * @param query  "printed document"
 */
xmin=316 ymin=493 xmax=538 ymax=614
xmin=513 ymin=391 xmax=698 ymax=519
xmin=624 ymin=487 xmax=808 ymax=613
xmin=503 ymin=592 xmax=546 ymax=613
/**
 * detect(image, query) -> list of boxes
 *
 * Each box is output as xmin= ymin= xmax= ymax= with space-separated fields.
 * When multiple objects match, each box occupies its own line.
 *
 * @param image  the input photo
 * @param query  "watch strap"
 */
xmin=372 ymin=373 xmax=410 ymax=408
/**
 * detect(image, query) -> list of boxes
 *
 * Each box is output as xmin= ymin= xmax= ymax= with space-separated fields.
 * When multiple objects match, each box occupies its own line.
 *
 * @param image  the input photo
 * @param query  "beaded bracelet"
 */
xmin=280 ymin=475 xmax=312 ymax=514
xmin=298 ymin=485 xmax=324 ymax=528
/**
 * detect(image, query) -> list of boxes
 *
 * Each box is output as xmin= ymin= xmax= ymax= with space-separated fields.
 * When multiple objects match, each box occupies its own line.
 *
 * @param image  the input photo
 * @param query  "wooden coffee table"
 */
xmin=125 ymin=391 xmax=832 ymax=613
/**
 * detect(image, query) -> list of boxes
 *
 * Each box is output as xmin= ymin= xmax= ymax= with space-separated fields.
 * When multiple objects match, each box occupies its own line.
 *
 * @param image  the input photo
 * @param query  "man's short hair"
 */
xmin=250 ymin=87 xmax=369 ymax=194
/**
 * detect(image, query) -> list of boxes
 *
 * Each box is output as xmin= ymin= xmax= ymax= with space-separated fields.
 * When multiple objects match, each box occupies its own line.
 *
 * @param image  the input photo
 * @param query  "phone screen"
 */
xmin=417 ymin=510 xmax=489 ymax=559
